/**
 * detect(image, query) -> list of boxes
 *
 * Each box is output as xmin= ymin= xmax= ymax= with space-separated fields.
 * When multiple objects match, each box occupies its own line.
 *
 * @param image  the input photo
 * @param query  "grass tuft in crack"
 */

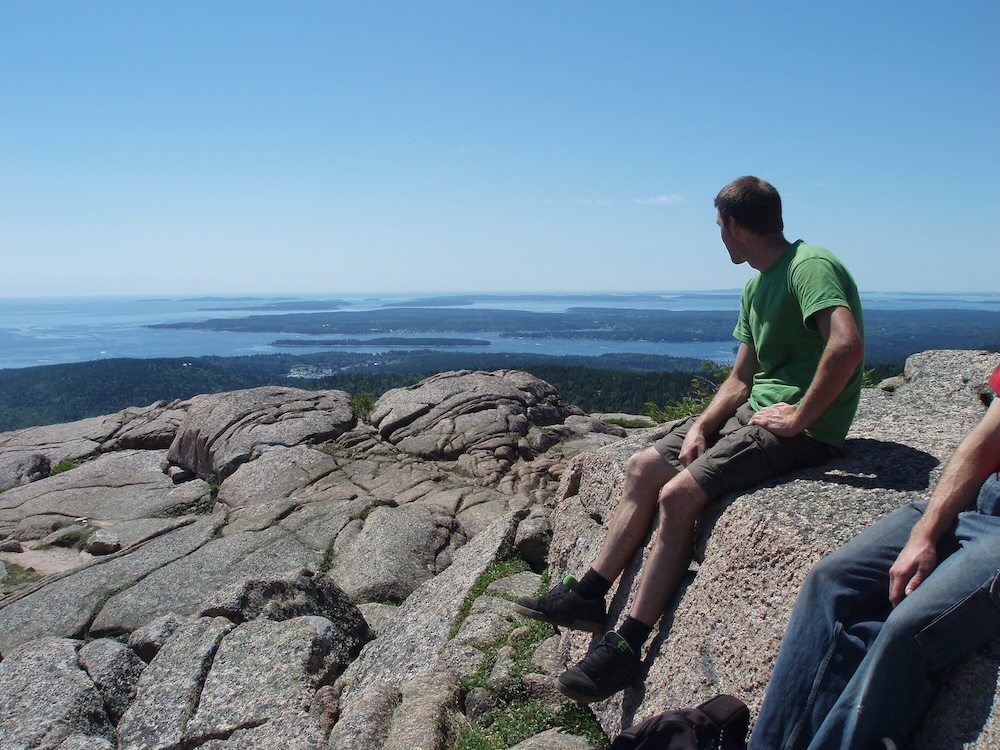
xmin=452 ymin=567 xmax=608 ymax=749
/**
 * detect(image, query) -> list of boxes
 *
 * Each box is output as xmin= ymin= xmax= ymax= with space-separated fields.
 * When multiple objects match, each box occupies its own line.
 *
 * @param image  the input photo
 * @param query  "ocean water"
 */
xmin=1 ymin=291 xmax=998 ymax=371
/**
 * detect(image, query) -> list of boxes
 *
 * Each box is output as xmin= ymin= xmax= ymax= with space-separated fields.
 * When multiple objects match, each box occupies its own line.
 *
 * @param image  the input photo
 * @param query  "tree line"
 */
xmin=0 ymin=352 xmax=905 ymax=433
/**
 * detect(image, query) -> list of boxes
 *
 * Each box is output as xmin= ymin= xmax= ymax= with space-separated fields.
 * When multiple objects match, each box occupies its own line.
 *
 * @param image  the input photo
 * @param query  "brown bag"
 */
xmin=608 ymin=694 xmax=749 ymax=750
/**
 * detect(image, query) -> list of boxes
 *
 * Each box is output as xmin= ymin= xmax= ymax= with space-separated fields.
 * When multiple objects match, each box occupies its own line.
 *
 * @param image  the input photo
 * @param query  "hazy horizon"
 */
xmin=4 ymin=289 xmax=1000 ymax=303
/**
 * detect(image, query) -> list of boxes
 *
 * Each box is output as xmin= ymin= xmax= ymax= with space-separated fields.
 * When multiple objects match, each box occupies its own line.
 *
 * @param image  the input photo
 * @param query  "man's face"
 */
xmin=716 ymin=211 xmax=743 ymax=265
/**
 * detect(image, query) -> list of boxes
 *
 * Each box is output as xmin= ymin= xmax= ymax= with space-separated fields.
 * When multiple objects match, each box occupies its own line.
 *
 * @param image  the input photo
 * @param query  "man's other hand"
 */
xmin=748 ymin=402 xmax=800 ymax=437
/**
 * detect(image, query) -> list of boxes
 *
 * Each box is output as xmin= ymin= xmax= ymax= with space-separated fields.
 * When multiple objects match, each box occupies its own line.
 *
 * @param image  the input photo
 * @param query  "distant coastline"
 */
xmin=272 ymin=337 xmax=491 ymax=348
xmin=2 ymin=291 xmax=999 ymax=371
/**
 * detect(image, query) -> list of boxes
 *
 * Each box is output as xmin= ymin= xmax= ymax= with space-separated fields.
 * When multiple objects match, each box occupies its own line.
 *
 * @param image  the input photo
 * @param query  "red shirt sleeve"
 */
xmin=991 ymin=363 xmax=1000 ymax=397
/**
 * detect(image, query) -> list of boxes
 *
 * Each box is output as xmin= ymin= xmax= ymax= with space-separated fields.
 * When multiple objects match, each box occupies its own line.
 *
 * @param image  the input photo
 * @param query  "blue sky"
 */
xmin=1 ymin=1 xmax=997 ymax=297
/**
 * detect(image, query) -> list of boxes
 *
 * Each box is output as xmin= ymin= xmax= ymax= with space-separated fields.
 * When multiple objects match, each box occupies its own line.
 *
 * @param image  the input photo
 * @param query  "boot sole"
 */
xmin=555 ymin=676 xmax=615 ymax=704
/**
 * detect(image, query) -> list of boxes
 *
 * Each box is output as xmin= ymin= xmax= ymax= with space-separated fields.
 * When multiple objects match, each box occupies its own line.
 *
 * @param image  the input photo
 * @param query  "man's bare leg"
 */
xmin=555 ymin=470 xmax=711 ymax=703
xmin=513 ymin=445 xmax=678 ymax=632
xmin=629 ymin=470 xmax=710 ymax=627
xmin=591 ymin=446 xmax=679 ymax=583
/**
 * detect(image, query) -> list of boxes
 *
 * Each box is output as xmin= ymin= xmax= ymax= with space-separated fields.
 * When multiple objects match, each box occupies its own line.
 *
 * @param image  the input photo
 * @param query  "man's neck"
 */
xmin=747 ymin=235 xmax=793 ymax=272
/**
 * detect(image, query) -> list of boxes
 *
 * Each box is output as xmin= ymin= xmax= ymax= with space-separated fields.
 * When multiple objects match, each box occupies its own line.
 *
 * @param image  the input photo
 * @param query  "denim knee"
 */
xmin=802 ymin=554 xmax=840 ymax=594
xmin=793 ymin=554 xmax=846 ymax=613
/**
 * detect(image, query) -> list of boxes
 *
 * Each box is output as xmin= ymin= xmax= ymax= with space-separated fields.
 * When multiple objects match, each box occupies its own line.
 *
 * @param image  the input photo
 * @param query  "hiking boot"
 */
xmin=556 ymin=630 xmax=639 ymax=703
xmin=512 ymin=575 xmax=606 ymax=633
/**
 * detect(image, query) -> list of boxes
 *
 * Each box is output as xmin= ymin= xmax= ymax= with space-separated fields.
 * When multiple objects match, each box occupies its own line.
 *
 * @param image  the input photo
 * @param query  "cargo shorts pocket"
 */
xmin=914 ymin=571 xmax=1000 ymax=672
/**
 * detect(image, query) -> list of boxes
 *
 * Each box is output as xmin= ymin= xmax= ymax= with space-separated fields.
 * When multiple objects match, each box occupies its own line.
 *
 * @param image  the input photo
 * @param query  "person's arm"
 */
xmin=747 ymin=305 xmax=863 ymax=438
xmin=888 ymin=394 xmax=1000 ymax=606
xmin=678 ymin=341 xmax=759 ymax=465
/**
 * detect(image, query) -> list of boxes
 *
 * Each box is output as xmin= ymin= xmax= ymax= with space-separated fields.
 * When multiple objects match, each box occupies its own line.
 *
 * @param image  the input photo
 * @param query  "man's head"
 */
xmin=714 ymin=176 xmax=784 ymax=236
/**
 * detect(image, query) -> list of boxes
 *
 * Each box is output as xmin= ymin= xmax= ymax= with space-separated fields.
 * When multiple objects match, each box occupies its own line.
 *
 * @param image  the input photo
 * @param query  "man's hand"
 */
xmin=888 ymin=534 xmax=939 ymax=607
xmin=678 ymin=424 xmax=708 ymax=466
xmin=748 ymin=402 xmax=801 ymax=438
xmin=885 ymin=395 xmax=1000 ymax=607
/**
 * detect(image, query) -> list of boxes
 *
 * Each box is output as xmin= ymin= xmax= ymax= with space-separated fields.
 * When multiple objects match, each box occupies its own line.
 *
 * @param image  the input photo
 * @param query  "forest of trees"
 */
xmin=0 ymin=359 xmax=275 ymax=432
xmin=0 ymin=350 xmax=906 ymax=433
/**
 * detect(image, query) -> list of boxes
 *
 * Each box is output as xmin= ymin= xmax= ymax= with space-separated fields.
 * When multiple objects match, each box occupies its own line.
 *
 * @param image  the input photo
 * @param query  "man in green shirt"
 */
xmin=515 ymin=176 xmax=865 ymax=703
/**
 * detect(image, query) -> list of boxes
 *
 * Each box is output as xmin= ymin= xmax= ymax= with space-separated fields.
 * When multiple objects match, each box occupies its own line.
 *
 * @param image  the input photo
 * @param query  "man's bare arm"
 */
xmin=678 ymin=342 xmax=759 ymax=465
xmin=748 ymin=305 xmax=864 ymax=438
xmin=888 ymin=394 xmax=1000 ymax=605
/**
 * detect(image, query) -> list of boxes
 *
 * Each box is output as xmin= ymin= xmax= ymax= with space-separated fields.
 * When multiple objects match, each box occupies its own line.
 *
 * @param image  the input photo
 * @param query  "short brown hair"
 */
xmin=714 ymin=176 xmax=784 ymax=235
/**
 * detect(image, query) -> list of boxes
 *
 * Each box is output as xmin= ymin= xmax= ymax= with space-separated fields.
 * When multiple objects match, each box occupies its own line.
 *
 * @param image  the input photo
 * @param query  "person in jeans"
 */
xmin=514 ymin=176 xmax=866 ymax=703
xmin=748 ymin=362 xmax=1000 ymax=750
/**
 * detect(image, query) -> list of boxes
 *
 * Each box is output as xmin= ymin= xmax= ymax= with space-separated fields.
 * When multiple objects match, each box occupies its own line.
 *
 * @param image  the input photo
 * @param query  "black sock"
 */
xmin=618 ymin=616 xmax=653 ymax=655
xmin=573 ymin=568 xmax=612 ymax=600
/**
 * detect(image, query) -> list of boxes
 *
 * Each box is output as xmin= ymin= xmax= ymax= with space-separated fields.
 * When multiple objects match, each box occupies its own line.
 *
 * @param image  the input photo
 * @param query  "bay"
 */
xmin=1 ymin=291 xmax=998 ymax=371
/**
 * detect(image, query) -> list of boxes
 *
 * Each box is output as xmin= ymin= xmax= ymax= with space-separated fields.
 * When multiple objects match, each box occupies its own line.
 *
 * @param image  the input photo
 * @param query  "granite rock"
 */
xmin=4 ymin=357 xmax=999 ymax=748
xmin=166 ymin=386 xmax=355 ymax=481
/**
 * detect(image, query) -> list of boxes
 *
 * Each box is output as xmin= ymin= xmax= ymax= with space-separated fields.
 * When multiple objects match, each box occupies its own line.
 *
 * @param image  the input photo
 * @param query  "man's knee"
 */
xmin=627 ymin=445 xmax=662 ymax=471
xmin=657 ymin=473 xmax=710 ymax=525
xmin=626 ymin=446 xmax=676 ymax=486
xmin=798 ymin=554 xmax=844 ymax=603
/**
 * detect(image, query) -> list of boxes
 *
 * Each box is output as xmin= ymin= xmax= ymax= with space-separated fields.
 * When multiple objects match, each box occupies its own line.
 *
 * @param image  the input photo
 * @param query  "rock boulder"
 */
xmin=166 ymin=386 xmax=355 ymax=481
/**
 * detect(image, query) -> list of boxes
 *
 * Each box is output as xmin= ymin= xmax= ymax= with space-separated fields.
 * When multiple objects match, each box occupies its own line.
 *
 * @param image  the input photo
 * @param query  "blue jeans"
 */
xmin=749 ymin=474 xmax=1000 ymax=750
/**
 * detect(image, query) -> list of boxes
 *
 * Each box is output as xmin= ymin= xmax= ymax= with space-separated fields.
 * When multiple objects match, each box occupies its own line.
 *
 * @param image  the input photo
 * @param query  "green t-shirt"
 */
xmin=732 ymin=240 xmax=864 ymax=447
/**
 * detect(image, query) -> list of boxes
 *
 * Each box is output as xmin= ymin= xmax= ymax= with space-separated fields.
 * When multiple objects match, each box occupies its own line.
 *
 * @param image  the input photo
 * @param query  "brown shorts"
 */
xmin=653 ymin=402 xmax=838 ymax=500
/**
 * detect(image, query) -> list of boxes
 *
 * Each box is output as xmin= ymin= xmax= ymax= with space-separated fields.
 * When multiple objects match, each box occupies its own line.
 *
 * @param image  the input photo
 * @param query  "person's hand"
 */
xmin=748 ymin=402 xmax=800 ymax=437
xmin=888 ymin=535 xmax=938 ymax=607
xmin=678 ymin=425 xmax=708 ymax=466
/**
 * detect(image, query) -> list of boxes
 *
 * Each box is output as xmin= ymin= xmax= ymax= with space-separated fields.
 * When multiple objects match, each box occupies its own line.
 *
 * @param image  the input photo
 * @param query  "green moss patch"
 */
xmin=451 ymin=567 xmax=608 ymax=749
xmin=2 ymin=562 xmax=45 ymax=589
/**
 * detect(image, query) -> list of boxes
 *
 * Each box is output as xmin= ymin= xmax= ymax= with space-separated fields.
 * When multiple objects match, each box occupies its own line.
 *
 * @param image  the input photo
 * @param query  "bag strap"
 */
xmin=697 ymin=694 xmax=750 ymax=750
